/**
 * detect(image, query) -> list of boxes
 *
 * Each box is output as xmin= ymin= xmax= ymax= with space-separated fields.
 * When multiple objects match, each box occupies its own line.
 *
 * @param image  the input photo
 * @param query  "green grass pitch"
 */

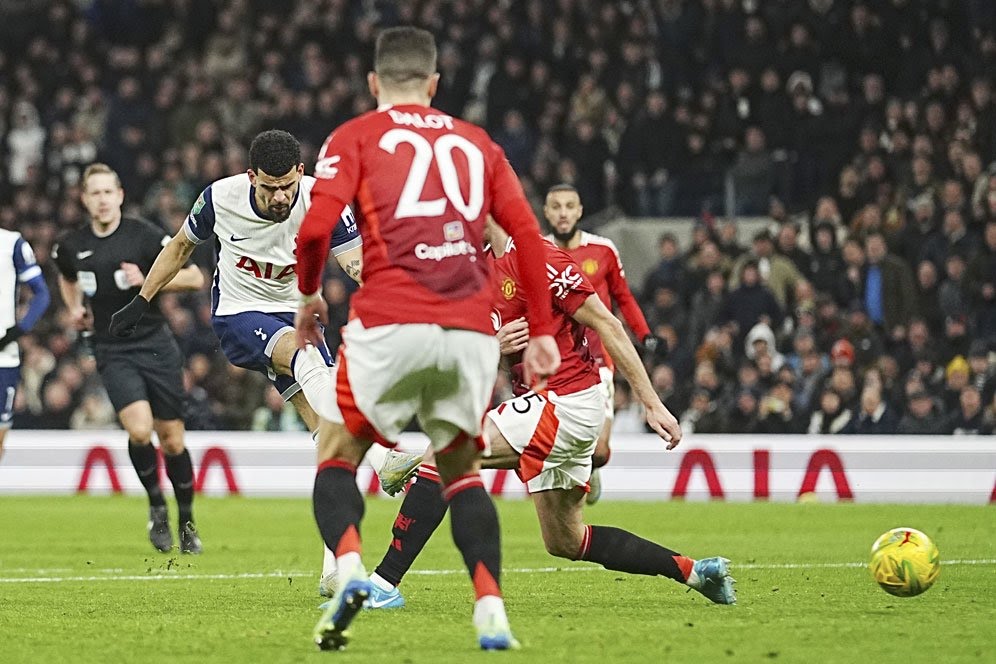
xmin=0 ymin=496 xmax=993 ymax=663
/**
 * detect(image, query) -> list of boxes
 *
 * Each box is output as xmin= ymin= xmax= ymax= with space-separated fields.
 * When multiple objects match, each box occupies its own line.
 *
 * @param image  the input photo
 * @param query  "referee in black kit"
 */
xmin=54 ymin=163 xmax=205 ymax=554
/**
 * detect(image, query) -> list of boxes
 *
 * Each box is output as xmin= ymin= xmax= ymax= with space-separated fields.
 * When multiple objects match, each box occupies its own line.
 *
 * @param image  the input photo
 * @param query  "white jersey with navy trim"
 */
xmin=184 ymin=174 xmax=360 ymax=316
xmin=0 ymin=228 xmax=43 ymax=368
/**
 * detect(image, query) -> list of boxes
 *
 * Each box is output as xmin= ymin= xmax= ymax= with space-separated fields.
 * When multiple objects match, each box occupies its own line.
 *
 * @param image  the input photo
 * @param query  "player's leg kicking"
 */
xmin=370 ymin=388 xmax=736 ymax=609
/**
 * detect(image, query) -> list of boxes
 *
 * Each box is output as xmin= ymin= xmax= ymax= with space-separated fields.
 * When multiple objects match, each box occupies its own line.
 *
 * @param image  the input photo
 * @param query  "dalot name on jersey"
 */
xmin=387 ymin=109 xmax=455 ymax=130
xmin=235 ymin=256 xmax=295 ymax=281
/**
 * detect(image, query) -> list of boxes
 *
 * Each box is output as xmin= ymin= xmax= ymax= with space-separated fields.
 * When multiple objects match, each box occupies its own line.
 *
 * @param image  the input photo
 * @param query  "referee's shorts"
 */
xmin=94 ymin=329 xmax=185 ymax=421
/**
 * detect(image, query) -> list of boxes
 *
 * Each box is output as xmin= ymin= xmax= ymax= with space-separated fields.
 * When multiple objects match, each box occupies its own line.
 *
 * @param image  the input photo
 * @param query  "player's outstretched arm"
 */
xmin=572 ymin=294 xmax=682 ymax=448
xmin=139 ymin=232 xmax=200 ymax=299
xmin=109 ymin=232 xmax=200 ymax=337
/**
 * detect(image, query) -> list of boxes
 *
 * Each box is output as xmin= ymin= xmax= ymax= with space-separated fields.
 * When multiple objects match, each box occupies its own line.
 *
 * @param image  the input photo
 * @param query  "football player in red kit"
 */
xmin=544 ymin=184 xmax=658 ymax=502
xmin=365 ymin=219 xmax=736 ymax=621
xmin=294 ymin=27 xmax=560 ymax=652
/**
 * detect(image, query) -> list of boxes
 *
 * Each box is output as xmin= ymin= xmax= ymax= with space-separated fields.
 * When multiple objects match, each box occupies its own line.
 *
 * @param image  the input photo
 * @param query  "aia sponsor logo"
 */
xmin=236 ymin=256 xmax=295 ymax=280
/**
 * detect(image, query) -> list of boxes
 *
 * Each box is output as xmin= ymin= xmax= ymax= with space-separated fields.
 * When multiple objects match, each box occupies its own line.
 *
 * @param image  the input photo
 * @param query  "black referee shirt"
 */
xmin=53 ymin=217 xmax=172 ymax=345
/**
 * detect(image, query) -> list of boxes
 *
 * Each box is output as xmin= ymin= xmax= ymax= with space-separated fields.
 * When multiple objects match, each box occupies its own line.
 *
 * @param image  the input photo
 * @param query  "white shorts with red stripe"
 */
xmin=486 ymin=384 xmax=606 ymax=493
xmin=331 ymin=318 xmax=499 ymax=451
xmin=597 ymin=366 xmax=615 ymax=422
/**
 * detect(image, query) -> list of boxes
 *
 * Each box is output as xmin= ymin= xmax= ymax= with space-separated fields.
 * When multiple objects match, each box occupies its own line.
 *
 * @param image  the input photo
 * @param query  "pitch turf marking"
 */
xmin=1 ymin=559 xmax=995 ymax=584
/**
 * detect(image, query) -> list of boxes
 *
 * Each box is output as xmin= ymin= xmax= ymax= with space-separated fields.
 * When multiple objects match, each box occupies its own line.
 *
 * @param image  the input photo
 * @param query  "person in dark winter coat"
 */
xmin=842 ymin=386 xmax=899 ymax=434
xmin=719 ymin=260 xmax=782 ymax=348
xmin=896 ymin=390 xmax=949 ymax=434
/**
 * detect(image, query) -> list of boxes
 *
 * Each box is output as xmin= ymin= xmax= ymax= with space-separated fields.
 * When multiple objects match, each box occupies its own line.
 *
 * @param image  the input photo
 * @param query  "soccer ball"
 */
xmin=869 ymin=527 xmax=940 ymax=597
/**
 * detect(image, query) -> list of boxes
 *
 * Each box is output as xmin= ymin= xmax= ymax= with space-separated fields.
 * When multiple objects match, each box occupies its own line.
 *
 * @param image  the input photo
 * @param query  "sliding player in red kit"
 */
xmin=544 ymin=184 xmax=658 ymax=503
xmin=294 ymin=28 xmax=559 ymax=652
xmin=364 ymin=219 xmax=736 ymax=618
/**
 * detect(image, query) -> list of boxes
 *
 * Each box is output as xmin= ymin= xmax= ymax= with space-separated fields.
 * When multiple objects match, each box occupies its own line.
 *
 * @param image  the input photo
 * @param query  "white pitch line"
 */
xmin=1 ymin=559 xmax=994 ymax=584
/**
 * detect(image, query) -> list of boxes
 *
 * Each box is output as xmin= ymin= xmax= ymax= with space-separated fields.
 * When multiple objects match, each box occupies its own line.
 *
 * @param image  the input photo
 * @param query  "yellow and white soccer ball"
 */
xmin=869 ymin=527 xmax=940 ymax=597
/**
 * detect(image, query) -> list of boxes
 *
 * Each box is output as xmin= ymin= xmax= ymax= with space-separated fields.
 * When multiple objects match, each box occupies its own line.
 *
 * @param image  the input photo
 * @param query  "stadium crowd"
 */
xmin=0 ymin=0 xmax=994 ymax=434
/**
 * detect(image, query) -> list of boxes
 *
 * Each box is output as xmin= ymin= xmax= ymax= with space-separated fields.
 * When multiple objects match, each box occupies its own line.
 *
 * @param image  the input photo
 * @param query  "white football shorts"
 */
xmin=330 ymin=318 xmax=499 ymax=452
xmin=487 ymin=384 xmax=606 ymax=493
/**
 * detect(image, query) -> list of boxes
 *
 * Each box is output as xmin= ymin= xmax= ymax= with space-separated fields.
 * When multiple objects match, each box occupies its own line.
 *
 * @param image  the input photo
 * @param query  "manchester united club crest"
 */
xmin=582 ymin=258 xmax=599 ymax=275
xmin=502 ymin=277 xmax=516 ymax=300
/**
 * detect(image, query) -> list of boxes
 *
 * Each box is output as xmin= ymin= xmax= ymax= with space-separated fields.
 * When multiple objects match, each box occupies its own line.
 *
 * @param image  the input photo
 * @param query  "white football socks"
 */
xmin=473 ymin=594 xmax=509 ymax=630
xmin=363 ymin=444 xmax=388 ymax=472
xmin=292 ymin=345 xmax=336 ymax=422
xmin=321 ymin=544 xmax=337 ymax=580
xmin=369 ymin=572 xmax=395 ymax=592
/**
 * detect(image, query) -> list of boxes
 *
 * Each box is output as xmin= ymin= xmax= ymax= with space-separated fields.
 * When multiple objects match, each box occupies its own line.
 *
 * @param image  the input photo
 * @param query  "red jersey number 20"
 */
xmin=379 ymin=129 xmax=484 ymax=222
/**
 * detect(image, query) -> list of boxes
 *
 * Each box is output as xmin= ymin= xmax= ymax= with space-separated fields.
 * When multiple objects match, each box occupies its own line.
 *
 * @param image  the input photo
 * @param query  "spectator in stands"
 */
xmin=843 ymin=386 xmax=899 ymax=434
xmin=862 ymin=232 xmax=918 ymax=340
xmin=725 ymin=387 xmax=761 ymax=434
xmin=807 ymin=388 xmax=852 ymax=435
xmin=687 ymin=271 xmax=726 ymax=347
xmin=617 ymin=90 xmax=678 ymax=216
xmin=947 ymin=385 xmax=992 ymax=434
xmin=720 ymin=260 xmax=782 ymax=348
xmin=730 ymin=231 xmax=804 ymax=309
xmin=679 ymin=389 xmax=725 ymax=435
xmin=897 ymin=389 xmax=949 ymax=435
xmin=730 ymin=126 xmax=775 ymax=215
xmin=641 ymin=233 xmax=685 ymax=306
xmin=967 ymin=340 xmax=995 ymax=403
xmin=756 ymin=382 xmax=799 ymax=434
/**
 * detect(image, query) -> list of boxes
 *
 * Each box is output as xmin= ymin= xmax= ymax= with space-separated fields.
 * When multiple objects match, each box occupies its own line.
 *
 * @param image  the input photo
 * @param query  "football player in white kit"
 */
xmin=0 ymin=228 xmax=50 ymax=460
xmin=110 ymin=130 xmax=404 ymax=594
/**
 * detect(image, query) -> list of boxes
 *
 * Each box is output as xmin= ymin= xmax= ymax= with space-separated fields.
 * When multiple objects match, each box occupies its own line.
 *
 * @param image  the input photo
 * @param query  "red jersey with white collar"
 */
xmin=492 ymin=239 xmax=599 ymax=396
xmin=545 ymin=231 xmax=651 ymax=370
xmin=298 ymin=104 xmax=554 ymax=336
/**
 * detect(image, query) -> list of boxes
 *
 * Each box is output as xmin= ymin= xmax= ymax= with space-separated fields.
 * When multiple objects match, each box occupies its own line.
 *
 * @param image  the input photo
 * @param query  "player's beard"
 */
xmin=551 ymin=223 xmax=579 ymax=244
xmin=267 ymin=205 xmax=291 ymax=222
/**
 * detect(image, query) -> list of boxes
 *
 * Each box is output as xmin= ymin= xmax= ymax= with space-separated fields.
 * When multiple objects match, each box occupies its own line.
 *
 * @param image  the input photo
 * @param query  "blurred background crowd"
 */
xmin=0 ymin=0 xmax=994 ymax=434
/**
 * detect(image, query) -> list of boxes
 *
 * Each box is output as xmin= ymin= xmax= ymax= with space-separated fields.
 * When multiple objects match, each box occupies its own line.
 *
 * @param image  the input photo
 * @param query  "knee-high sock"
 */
xmin=577 ymin=525 xmax=695 ymax=583
xmin=164 ymin=449 xmax=195 ymax=526
xmin=292 ymin=346 xmax=336 ymax=422
xmin=128 ymin=440 xmax=165 ymax=508
xmin=444 ymin=473 xmax=502 ymax=599
xmin=373 ymin=467 xmax=447 ymax=587
xmin=313 ymin=460 xmax=365 ymax=581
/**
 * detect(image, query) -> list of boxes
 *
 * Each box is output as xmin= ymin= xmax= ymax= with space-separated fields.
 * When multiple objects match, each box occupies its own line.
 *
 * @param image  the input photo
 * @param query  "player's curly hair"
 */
xmin=249 ymin=130 xmax=301 ymax=176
